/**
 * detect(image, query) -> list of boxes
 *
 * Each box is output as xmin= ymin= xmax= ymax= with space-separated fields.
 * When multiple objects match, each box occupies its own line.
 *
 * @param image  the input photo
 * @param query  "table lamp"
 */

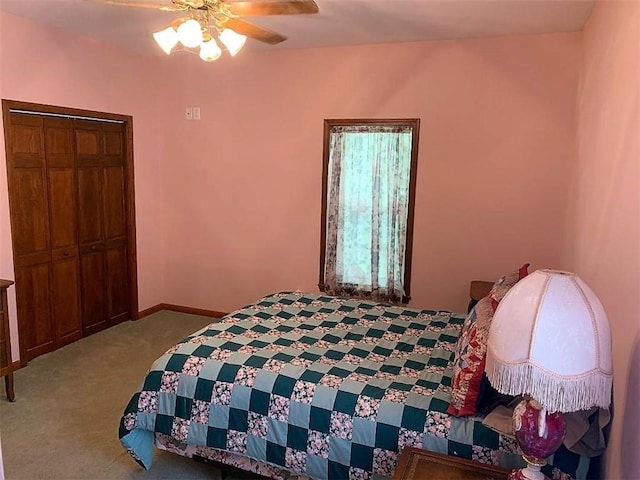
xmin=485 ymin=269 xmax=612 ymax=480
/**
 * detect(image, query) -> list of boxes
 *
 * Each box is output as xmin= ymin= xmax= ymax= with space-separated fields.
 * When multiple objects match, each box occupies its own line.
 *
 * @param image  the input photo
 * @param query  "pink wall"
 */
xmin=0 ymin=14 xmax=581 ymax=360
xmin=1 ymin=6 xmax=634 ymax=479
xmin=565 ymin=1 xmax=640 ymax=478
xmin=159 ymin=34 xmax=580 ymax=314
xmin=0 ymin=13 xmax=169 ymax=358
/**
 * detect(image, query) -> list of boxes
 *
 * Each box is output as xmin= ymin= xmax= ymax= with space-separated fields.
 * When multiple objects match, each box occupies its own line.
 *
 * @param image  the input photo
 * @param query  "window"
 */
xmin=319 ymin=119 xmax=420 ymax=304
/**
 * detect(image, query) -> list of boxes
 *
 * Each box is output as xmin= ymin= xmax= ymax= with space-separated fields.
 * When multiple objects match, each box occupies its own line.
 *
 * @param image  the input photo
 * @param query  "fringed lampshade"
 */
xmin=486 ymin=269 xmax=613 ymax=480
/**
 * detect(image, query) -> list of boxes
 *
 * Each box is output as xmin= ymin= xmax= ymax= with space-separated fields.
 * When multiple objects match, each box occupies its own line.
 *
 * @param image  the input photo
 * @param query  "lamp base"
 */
xmin=508 ymin=463 xmax=549 ymax=480
xmin=509 ymin=399 xmax=566 ymax=480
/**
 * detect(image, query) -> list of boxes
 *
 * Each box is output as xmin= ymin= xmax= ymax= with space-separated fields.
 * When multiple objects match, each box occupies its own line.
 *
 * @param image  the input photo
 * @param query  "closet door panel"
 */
xmin=52 ymin=257 xmax=82 ymax=345
xmin=77 ymin=167 xmax=103 ymax=244
xmin=45 ymin=117 xmax=74 ymax=168
xmin=46 ymin=117 xmax=77 ymax=251
xmin=8 ymin=114 xmax=48 ymax=258
xmin=48 ymin=169 xmax=77 ymax=249
xmin=15 ymin=264 xmax=54 ymax=361
xmin=9 ymin=114 xmax=45 ymax=167
xmin=106 ymin=244 xmax=129 ymax=325
xmin=75 ymin=123 xmax=100 ymax=162
xmin=80 ymin=250 xmax=107 ymax=335
xmin=103 ymin=166 xmax=126 ymax=240
xmin=103 ymin=125 xmax=123 ymax=163
xmin=11 ymin=169 xmax=49 ymax=257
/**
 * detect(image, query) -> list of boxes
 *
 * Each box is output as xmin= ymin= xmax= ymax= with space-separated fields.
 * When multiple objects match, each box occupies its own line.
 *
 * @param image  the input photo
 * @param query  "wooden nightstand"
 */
xmin=393 ymin=447 xmax=510 ymax=480
xmin=468 ymin=280 xmax=494 ymax=313
xmin=0 ymin=279 xmax=15 ymax=401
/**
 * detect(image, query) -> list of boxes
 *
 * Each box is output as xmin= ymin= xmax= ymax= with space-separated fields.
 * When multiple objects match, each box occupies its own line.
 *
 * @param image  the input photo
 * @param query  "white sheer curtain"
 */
xmin=322 ymin=125 xmax=413 ymax=303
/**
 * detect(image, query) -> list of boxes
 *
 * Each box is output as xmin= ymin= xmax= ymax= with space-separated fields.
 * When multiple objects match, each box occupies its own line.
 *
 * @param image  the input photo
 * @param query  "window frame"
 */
xmin=319 ymin=118 xmax=420 ymax=303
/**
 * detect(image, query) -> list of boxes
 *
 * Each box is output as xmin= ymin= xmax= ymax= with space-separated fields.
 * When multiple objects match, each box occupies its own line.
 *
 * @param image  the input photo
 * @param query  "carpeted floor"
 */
xmin=0 ymin=310 xmax=254 ymax=480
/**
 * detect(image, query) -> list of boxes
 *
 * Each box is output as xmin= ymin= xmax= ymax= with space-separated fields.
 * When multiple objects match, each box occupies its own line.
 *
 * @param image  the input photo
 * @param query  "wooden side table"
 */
xmin=468 ymin=280 xmax=494 ymax=313
xmin=0 ymin=279 xmax=15 ymax=401
xmin=393 ymin=447 xmax=510 ymax=480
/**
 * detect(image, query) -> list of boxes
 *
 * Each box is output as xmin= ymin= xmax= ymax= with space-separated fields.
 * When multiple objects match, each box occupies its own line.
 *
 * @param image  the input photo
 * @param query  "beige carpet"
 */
xmin=0 ymin=311 xmax=258 ymax=480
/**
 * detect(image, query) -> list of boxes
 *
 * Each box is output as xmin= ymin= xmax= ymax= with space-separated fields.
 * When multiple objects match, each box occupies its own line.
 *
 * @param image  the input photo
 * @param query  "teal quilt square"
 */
xmin=310 ymin=363 xmax=332 ymax=374
xmin=328 ymin=437 xmax=351 ymax=465
xmin=306 ymin=455 xmax=328 ymax=480
xmin=375 ymin=423 xmax=399 ymax=450
xmin=286 ymin=424 xmax=308 ymax=451
xmin=187 ymin=421 xmax=207 ymax=446
xmin=352 ymin=418 xmax=376 ymax=447
xmin=280 ymin=364 xmax=305 ymax=379
xmin=421 ymin=433 xmax=448 ymax=454
xmin=230 ymin=352 xmax=251 ymax=365
xmin=368 ymin=377 xmax=392 ymax=391
xmin=289 ymin=401 xmax=311 ymax=429
xmin=376 ymin=401 xmax=403 ymax=427
xmin=175 ymin=343 xmax=198 ymax=356
xmin=266 ymin=418 xmax=287 ymax=446
xmin=383 ymin=357 xmax=404 ymax=368
xmin=247 ymin=435 xmax=267 ymax=460
xmin=174 ymin=395 xmax=193 ymax=420
xmin=448 ymin=416 xmax=474 ymax=444
xmin=405 ymin=392 xmax=432 ymax=410
xmin=137 ymin=412 xmax=156 ymax=431
xmin=311 ymin=385 xmax=338 ymax=410
xmin=208 ymin=405 xmax=230 ymax=429
xmin=254 ymin=370 xmax=278 ymax=392
xmin=473 ymin=423 xmax=499 ymax=450
xmin=199 ymin=361 xmax=223 ymax=381
xmin=177 ymin=375 xmax=197 ymax=398
xmin=157 ymin=392 xmax=176 ymax=416
xmin=338 ymin=380 xmax=366 ymax=395
xmin=230 ymin=384 xmax=251 ymax=410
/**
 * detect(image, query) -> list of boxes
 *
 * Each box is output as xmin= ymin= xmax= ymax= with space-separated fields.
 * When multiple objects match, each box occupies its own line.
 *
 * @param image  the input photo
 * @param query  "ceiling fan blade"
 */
xmin=222 ymin=17 xmax=287 ymax=44
xmin=226 ymin=0 xmax=318 ymax=16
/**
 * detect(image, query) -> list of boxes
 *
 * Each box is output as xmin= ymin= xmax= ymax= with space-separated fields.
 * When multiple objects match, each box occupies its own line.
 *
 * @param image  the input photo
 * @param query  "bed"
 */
xmin=119 ymin=291 xmax=590 ymax=479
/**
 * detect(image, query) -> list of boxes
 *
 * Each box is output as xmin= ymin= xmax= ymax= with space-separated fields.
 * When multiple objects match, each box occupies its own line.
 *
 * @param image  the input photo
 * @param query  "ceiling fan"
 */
xmin=92 ymin=0 xmax=319 ymax=61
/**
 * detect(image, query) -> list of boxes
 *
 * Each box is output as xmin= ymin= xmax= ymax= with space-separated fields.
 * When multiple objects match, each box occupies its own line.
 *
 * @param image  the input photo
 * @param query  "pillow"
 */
xmin=447 ymin=263 xmax=530 ymax=417
xmin=488 ymin=263 xmax=530 ymax=311
xmin=447 ymin=296 xmax=494 ymax=416
xmin=470 ymin=263 xmax=530 ymax=412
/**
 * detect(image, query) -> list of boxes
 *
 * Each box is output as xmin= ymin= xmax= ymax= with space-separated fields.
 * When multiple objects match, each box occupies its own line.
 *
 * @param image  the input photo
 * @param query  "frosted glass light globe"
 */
xmin=219 ymin=28 xmax=247 ymax=56
xmin=152 ymin=26 xmax=179 ymax=55
xmin=200 ymin=39 xmax=222 ymax=62
xmin=177 ymin=19 xmax=203 ymax=48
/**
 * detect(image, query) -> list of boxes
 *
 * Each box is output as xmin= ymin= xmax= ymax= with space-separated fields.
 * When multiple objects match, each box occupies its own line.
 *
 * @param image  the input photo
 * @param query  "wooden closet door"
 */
xmin=76 ymin=120 xmax=129 ymax=335
xmin=4 ymin=101 xmax=137 ymax=363
xmin=6 ymin=113 xmax=55 ymax=361
xmin=6 ymin=115 xmax=83 ymax=360
xmin=45 ymin=117 xmax=82 ymax=347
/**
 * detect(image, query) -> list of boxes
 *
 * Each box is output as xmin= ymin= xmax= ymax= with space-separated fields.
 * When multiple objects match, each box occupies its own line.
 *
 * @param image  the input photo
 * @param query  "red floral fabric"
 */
xmin=447 ymin=297 xmax=495 ymax=416
xmin=447 ymin=264 xmax=530 ymax=417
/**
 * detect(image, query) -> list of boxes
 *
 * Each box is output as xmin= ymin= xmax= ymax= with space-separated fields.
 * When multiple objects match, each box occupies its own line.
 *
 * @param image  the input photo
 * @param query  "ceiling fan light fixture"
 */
xmin=219 ymin=28 xmax=247 ymax=56
xmin=176 ymin=18 xmax=203 ymax=48
xmin=200 ymin=38 xmax=222 ymax=62
xmin=153 ymin=26 xmax=179 ymax=55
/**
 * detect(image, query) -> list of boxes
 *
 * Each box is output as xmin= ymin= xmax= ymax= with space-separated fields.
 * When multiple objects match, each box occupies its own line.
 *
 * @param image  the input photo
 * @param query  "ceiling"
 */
xmin=0 ymin=0 xmax=595 ymax=57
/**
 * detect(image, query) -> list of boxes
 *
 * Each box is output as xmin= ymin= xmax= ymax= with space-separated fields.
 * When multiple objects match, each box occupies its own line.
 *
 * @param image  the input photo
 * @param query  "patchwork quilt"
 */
xmin=119 ymin=292 xmax=589 ymax=479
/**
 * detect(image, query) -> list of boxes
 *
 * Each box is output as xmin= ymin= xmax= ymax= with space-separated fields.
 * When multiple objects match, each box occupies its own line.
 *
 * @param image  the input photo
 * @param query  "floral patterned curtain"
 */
xmin=322 ymin=125 xmax=413 ymax=303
